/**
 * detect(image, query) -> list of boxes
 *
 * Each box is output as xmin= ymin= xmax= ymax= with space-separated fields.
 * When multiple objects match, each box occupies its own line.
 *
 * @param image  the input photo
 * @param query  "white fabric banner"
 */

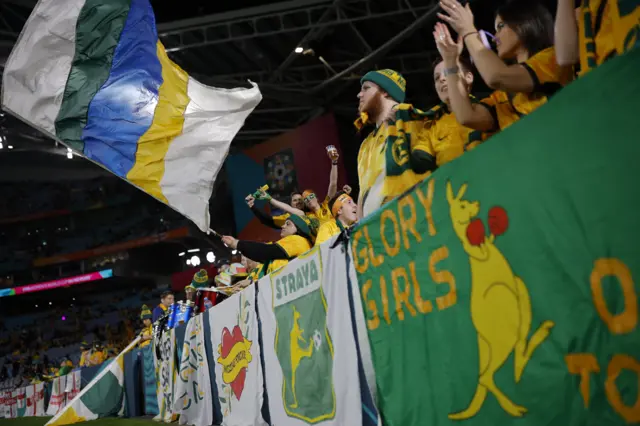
xmin=46 ymin=375 xmax=67 ymax=416
xmin=64 ymin=371 xmax=81 ymax=402
xmin=209 ymin=285 xmax=267 ymax=426
xmin=25 ymin=383 xmax=46 ymax=417
xmin=154 ymin=329 xmax=177 ymax=423
xmin=14 ymin=386 xmax=25 ymax=417
xmin=1 ymin=390 xmax=13 ymax=418
xmin=174 ymin=314 xmax=213 ymax=426
xmin=257 ymin=245 xmax=362 ymax=426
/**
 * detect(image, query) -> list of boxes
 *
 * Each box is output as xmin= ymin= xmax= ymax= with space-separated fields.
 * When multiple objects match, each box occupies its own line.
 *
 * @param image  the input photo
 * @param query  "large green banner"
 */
xmin=351 ymin=50 xmax=640 ymax=426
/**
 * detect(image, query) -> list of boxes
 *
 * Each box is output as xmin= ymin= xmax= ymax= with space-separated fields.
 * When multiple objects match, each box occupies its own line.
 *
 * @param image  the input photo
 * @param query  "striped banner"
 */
xmin=2 ymin=0 xmax=262 ymax=231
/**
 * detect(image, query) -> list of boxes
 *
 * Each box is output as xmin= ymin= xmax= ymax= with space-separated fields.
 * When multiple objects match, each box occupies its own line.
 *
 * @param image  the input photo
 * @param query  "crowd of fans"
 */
xmin=204 ymin=0 xmax=638 ymax=294
xmin=0 ymin=286 xmax=158 ymax=391
xmin=1 ymin=0 xmax=636 ymax=392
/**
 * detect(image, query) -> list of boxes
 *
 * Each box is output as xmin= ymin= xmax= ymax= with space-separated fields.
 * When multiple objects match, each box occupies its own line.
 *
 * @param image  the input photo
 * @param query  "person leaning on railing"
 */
xmin=436 ymin=0 xmax=574 ymax=133
xmin=221 ymin=214 xmax=319 ymax=279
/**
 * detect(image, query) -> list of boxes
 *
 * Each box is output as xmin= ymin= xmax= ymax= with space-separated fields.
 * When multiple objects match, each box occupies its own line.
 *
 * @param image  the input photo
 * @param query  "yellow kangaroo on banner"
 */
xmin=446 ymin=181 xmax=554 ymax=419
xmin=289 ymin=306 xmax=314 ymax=409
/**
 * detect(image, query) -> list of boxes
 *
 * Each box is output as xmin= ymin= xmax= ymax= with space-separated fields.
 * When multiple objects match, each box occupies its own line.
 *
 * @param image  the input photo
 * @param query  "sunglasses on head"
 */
xmin=304 ymin=194 xmax=316 ymax=203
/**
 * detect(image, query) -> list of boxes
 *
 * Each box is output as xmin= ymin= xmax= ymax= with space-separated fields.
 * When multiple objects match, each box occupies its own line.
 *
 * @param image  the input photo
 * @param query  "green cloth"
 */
xmin=352 ymin=49 xmax=640 ymax=426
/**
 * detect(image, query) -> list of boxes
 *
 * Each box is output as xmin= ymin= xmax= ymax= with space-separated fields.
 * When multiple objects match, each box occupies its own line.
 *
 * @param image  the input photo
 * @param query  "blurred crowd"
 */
xmin=0 ymin=286 xmax=158 ymax=391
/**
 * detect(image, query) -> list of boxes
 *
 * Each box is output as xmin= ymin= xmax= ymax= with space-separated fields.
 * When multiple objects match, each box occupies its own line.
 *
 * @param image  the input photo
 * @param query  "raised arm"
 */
xmin=438 ymin=0 xmax=538 ymax=93
xmin=326 ymin=146 xmax=339 ymax=199
xmin=256 ymin=188 xmax=305 ymax=216
xmin=554 ymin=0 xmax=580 ymax=66
xmin=269 ymin=197 xmax=305 ymax=216
xmin=434 ymin=24 xmax=496 ymax=131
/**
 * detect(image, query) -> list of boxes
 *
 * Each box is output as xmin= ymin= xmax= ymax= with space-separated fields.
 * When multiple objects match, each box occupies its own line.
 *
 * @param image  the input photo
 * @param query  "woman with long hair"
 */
xmin=435 ymin=0 xmax=574 ymax=132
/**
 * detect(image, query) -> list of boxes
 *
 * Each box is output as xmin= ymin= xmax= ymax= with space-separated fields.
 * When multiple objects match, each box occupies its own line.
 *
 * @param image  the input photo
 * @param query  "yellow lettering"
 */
xmin=605 ymin=354 xmax=640 ymax=423
xmin=351 ymin=229 xmax=369 ymax=274
xmin=391 ymin=267 xmax=417 ymax=321
xmin=590 ymin=258 xmax=637 ymax=334
xmin=364 ymin=226 xmax=384 ymax=267
xmin=380 ymin=209 xmax=401 ymax=257
xmin=565 ymin=353 xmax=600 ymax=408
xmin=362 ymin=279 xmax=380 ymax=330
xmin=398 ymin=195 xmax=422 ymax=250
xmin=415 ymin=178 xmax=437 ymax=236
xmin=409 ymin=261 xmax=433 ymax=314
xmin=379 ymin=275 xmax=391 ymax=325
xmin=430 ymin=246 xmax=457 ymax=310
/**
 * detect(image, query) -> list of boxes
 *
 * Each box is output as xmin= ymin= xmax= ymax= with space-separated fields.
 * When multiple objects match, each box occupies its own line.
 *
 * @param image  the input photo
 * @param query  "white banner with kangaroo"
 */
xmin=257 ymin=244 xmax=362 ymax=426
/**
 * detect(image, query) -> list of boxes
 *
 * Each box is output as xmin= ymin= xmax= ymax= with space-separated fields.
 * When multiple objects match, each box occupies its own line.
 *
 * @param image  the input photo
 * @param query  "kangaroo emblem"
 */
xmin=446 ymin=181 xmax=554 ymax=419
xmin=289 ymin=306 xmax=314 ymax=409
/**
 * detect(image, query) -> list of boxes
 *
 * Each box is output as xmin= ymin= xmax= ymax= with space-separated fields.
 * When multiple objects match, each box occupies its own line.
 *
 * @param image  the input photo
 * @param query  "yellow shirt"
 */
xmin=315 ymin=220 xmax=341 ymax=246
xmin=79 ymin=350 xmax=91 ymax=367
xmin=412 ymin=104 xmax=490 ymax=167
xmin=579 ymin=0 xmax=639 ymax=74
xmin=266 ymin=235 xmax=312 ymax=275
xmin=357 ymin=104 xmax=431 ymax=217
xmin=89 ymin=350 xmax=106 ymax=366
xmin=306 ymin=197 xmax=333 ymax=225
xmin=481 ymin=47 xmax=573 ymax=130
xmin=139 ymin=324 xmax=153 ymax=348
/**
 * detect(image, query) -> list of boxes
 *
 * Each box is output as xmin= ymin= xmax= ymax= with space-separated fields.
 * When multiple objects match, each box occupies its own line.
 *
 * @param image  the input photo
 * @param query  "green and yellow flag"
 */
xmin=46 ymin=338 xmax=141 ymax=426
xmin=352 ymin=49 xmax=640 ymax=426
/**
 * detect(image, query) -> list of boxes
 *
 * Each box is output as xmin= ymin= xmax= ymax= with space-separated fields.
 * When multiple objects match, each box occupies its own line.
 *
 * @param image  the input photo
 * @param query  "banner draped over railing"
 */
xmin=351 ymin=49 xmax=640 ymax=426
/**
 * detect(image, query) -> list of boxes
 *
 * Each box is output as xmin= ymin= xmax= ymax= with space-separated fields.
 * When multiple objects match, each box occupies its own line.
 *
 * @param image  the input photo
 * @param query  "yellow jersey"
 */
xmin=481 ymin=47 xmax=573 ymax=130
xmin=266 ymin=235 xmax=312 ymax=275
xmin=306 ymin=197 xmax=333 ymax=225
xmin=89 ymin=350 xmax=106 ymax=366
xmin=579 ymin=0 xmax=640 ymax=74
xmin=139 ymin=324 xmax=153 ymax=348
xmin=315 ymin=220 xmax=346 ymax=246
xmin=79 ymin=350 xmax=91 ymax=367
xmin=412 ymin=103 xmax=489 ymax=167
xmin=357 ymin=104 xmax=432 ymax=217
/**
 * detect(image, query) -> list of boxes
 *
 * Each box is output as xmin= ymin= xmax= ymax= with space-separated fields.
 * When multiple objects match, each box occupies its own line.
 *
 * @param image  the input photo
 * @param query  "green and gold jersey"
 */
xmin=357 ymin=104 xmax=432 ymax=217
xmin=579 ymin=0 xmax=639 ymax=74
xmin=481 ymin=47 xmax=573 ymax=131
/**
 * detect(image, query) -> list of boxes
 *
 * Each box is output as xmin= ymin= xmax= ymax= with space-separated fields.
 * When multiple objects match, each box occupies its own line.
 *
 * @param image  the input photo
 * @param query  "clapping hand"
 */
xmin=433 ymin=23 xmax=462 ymax=66
xmin=437 ymin=0 xmax=476 ymax=37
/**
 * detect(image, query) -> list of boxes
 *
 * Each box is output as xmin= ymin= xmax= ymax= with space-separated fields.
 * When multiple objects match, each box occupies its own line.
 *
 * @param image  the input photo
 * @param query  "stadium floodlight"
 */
xmin=179 ymin=252 xmax=185 ymax=257
xmin=8 ymin=145 xmax=13 ymax=149
xmin=191 ymin=255 xmax=200 ymax=266
xmin=294 ymin=46 xmax=303 ymax=53
xmin=206 ymin=251 xmax=215 ymax=263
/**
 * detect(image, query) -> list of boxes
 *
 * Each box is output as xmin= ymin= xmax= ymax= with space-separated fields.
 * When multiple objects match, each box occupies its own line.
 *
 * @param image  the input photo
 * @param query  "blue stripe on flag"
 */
xmin=81 ymin=0 xmax=162 ymax=177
